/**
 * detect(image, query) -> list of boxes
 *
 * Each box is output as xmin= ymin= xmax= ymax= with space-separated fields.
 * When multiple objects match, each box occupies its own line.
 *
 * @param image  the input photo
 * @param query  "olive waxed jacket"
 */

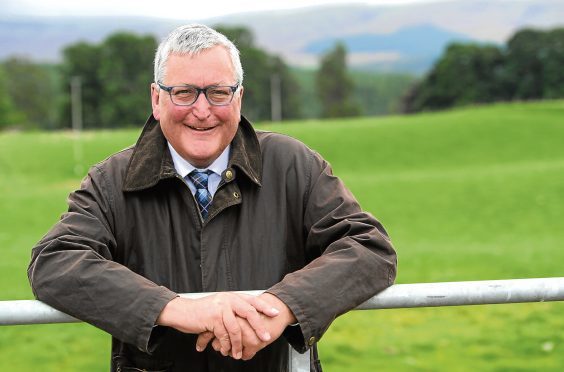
xmin=28 ymin=115 xmax=397 ymax=371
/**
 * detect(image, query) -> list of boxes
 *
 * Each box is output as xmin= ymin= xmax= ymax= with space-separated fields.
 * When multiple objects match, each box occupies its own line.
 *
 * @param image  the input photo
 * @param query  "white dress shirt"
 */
xmin=167 ymin=142 xmax=230 ymax=197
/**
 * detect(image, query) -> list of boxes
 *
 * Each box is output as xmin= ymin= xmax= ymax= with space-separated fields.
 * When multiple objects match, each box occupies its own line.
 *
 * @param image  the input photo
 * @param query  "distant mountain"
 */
xmin=218 ymin=0 xmax=564 ymax=72
xmin=1 ymin=0 xmax=563 ymax=74
xmin=302 ymin=24 xmax=475 ymax=74
xmin=304 ymin=24 xmax=472 ymax=55
xmin=0 ymin=16 xmax=179 ymax=61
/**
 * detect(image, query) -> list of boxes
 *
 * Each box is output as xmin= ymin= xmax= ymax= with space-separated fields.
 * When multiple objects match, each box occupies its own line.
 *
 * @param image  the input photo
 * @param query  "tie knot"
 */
xmin=188 ymin=170 xmax=211 ymax=190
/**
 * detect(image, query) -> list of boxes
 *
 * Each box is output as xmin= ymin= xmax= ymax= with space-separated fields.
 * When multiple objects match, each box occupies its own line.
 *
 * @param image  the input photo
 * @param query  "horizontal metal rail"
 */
xmin=2 ymin=278 xmax=564 ymax=372
xmin=2 ymin=278 xmax=564 ymax=326
xmin=356 ymin=277 xmax=564 ymax=310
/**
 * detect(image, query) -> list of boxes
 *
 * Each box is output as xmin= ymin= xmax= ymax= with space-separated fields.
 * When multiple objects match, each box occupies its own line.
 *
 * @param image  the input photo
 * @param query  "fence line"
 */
xmin=2 ymin=278 xmax=564 ymax=371
xmin=3 ymin=278 xmax=564 ymax=326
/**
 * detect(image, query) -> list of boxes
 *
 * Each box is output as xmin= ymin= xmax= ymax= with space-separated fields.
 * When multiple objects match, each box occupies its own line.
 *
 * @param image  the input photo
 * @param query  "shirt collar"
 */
xmin=167 ymin=142 xmax=231 ymax=178
xmin=122 ymin=115 xmax=262 ymax=192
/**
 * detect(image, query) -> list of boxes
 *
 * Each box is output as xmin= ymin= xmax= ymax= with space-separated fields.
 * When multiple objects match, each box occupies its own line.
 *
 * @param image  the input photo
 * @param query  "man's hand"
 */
xmin=156 ymin=292 xmax=280 ymax=359
xmin=196 ymin=292 xmax=297 ymax=360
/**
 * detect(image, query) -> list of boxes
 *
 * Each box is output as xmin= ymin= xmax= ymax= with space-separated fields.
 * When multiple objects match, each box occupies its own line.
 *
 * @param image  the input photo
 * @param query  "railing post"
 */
xmin=288 ymin=345 xmax=310 ymax=372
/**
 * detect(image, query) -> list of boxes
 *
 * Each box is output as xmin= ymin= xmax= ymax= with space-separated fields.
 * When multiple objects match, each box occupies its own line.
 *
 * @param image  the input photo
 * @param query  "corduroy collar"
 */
xmin=123 ymin=115 xmax=262 ymax=192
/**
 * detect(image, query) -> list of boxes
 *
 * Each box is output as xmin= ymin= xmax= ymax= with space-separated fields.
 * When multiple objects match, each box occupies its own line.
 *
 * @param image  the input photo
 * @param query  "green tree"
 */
xmin=540 ymin=28 xmax=564 ymax=99
xmin=2 ymin=57 xmax=58 ymax=129
xmin=0 ymin=65 xmax=24 ymax=129
xmin=505 ymin=29 xmax=546 ymax=100
xmin=60 ymin=33 xmax=156 ymax=129
xmin=60 ymin=42 xmax=104 ymax=128
xmin=214 ymin=25 xmax=301 ymax=121
xmin=401 ymin=43 xmax=506 ymax=113
xmin=291 ymin=68 xmax=415 ymax=118
xmin=98 ymin=32 xmax=157 ymax=127
xmin=351 ymin=71 xmax=415 ymax=116
xmin=271 ymin=56 xmax=301 ymax=120
xmin=316 ymin=42 xmax=361 ymax=118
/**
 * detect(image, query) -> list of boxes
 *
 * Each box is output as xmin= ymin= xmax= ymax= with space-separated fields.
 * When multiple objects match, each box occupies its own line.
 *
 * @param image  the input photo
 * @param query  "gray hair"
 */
xmin=154 ymin=24 xmax=243 ymax=85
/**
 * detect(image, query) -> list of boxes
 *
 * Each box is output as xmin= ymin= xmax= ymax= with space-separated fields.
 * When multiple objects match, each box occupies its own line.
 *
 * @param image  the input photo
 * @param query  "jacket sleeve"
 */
xmin=267 ymin=151 xmax=397 ymax=353
xmin=27 ymin=165 xmax=177 ymax=353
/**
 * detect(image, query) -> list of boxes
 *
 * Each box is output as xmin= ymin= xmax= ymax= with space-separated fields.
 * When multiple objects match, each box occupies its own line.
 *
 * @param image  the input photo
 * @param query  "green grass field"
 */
xmin=1 ymin=101 xmax=564 ymax=371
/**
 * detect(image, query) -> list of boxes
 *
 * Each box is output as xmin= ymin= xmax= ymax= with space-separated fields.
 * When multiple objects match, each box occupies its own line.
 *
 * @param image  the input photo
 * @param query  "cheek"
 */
xmin=220 ymin=104 xmax=241 ymax=123
xmin=162 ymin=106 xmax=190 ymax=123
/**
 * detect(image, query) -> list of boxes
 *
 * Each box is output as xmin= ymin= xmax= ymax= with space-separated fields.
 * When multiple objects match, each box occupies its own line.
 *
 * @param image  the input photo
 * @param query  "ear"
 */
xmin=233 ymin=85 xmax=244 ymax=113
xmin=150 ymin=83 xmax=161 ymax=120
xmin=238 ymin=85 xmax=244 ymax=101
xmin=234 ymin=85 xmax=244 ymax=110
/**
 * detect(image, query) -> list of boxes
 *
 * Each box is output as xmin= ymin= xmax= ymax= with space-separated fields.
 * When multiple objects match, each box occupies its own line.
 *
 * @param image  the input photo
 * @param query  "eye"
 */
xmin=172 ymin=87 xmax=197 ymax=97
xmin=208 ymin=87 xmax=231 ymax=98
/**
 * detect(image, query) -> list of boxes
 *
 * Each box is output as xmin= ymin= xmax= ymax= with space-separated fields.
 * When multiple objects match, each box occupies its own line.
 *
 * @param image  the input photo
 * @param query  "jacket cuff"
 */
xmin=139 ymin=288 xmax=179 ymax=354
xmin=282 ymin=323 xmax=307 ymax=353
xmin=265 ymin=287 xmax=318 ymax=353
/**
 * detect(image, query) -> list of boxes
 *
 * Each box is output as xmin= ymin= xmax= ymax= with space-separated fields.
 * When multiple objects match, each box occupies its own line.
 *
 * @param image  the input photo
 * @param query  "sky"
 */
xmin=3 ymin=0 xmax=459 ymax=20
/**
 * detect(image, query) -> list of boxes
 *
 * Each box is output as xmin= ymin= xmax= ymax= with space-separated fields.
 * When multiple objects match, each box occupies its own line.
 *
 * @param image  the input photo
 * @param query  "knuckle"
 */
xmin=212 ymin=312 xmax=222 ymax=322
xmin=220 ymin=333 xmax=230 ymax=341
xmin=226 ymin=321 xmax=239 ymax=332
xmin=241 ymin=307 xmax=257 ymax=319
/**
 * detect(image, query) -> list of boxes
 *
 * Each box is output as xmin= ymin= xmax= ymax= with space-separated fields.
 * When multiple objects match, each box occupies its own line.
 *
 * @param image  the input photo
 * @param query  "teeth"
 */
xmin=189 ymin=125 xmax=213 ymax=131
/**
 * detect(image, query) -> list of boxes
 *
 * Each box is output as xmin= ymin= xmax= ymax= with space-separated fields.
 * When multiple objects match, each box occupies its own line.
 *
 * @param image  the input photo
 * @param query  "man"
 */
xmin=28 ymin=24 xmax=397 ymax=371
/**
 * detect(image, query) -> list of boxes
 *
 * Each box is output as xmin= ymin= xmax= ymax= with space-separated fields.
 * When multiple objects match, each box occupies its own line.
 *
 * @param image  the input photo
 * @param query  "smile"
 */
xmin=187 ymin=124 xmax=216 ymax=131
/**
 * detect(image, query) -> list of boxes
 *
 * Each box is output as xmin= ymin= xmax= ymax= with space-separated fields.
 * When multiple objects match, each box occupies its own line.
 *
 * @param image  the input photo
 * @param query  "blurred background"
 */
xmin=2 ymin=0 xmax=564 ymax=128
xmin=1 ymin=0 xmax=564 ymax=371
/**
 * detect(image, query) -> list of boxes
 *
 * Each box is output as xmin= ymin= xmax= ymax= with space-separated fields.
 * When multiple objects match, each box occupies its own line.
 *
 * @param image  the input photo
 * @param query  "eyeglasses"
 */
xmin=157 ymin=82 xmax=240 ymax=106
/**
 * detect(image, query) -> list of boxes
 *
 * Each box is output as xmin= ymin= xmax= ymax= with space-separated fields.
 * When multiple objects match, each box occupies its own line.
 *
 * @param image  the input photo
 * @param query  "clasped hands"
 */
xmin=156 ymin=292 xmax=296 ymax=361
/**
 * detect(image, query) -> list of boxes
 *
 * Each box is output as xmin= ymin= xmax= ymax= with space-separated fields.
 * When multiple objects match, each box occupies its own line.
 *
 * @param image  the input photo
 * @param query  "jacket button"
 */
xmin=233 ymin=192 xmax=240 ymax=199
xmin=308 ymin=336 xmax=316 ymax=346
xmin=225 ymin=170 xmax=233 ymax=180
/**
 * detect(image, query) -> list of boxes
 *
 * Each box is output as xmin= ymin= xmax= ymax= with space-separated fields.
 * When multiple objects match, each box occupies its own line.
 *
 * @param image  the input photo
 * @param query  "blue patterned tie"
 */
xmin=187 ymin=170 xmax=213 ymax=219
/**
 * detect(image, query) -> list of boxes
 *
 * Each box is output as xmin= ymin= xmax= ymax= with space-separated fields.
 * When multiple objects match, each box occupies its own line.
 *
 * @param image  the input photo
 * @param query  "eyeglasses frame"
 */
xmin=157 ymin=81 xmax=240 ymax=106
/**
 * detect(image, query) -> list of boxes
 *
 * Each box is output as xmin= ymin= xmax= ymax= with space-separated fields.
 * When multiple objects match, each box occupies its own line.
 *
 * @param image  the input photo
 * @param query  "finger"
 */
xmin=239 ymin=318 xmax=262 ymax=361
xmin=195 ymin=331 xmax=214 ymax=352
xmin=242 ymin=351 xmax=257 ymax=361
xmin=226 ymin=295 xmax=272 ymax=340
xmin=212 ymin=323 xmax=231 ymax=357
xmin=212 ymin=338 xmax=221 ymax=352
xmin=239 ymin=294 xmax=280 ymax=317
xmin=222 ymin=308 xmax=243 ymax=359
xmin=232 ymin=302 xmax=271 ymax=342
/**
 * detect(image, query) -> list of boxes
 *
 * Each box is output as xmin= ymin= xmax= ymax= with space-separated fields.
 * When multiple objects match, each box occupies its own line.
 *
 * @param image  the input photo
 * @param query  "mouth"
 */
xmin=186 ymin=124 xmax=216 ymax=132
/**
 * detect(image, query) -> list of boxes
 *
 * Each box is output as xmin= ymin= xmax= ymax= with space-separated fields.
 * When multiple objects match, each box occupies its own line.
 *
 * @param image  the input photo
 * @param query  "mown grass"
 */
xmin=1 ymin=100 xmax=563 ymax=371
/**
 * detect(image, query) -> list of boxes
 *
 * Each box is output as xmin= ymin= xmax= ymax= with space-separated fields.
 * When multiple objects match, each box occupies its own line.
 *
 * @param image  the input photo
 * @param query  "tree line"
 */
xmin=3 ymin=25 xmax=560 ymax=130
xmin=402 ymin=27 xmax=564 ymax=113
xmin=2 ymin=25 xmax=404 ymax=130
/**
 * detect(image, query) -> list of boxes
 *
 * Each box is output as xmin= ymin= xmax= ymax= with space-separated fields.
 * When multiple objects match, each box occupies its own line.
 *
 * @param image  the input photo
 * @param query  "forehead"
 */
xmin=165 ymin=46 xmax=235 ymax=86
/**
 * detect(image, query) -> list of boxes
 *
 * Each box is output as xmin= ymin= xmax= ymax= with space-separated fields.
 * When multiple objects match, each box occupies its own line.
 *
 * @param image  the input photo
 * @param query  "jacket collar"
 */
xmin=123 ymin=115 xmax=262 ymax=192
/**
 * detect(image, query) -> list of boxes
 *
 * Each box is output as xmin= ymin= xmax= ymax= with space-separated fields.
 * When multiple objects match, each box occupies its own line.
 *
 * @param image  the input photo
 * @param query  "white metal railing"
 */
xmin=2 ymin=278 xmax=564 ymax=371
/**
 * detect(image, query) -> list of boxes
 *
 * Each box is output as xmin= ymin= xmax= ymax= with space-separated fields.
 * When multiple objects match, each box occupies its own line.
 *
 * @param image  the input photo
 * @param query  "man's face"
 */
xmin=151 ymin=46 xmax=243 ymax=168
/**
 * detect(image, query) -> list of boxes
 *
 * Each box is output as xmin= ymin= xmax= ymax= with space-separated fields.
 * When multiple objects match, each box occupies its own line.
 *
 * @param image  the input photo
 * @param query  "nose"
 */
xmin=191 ymin=91 xmax=211 ymax=120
